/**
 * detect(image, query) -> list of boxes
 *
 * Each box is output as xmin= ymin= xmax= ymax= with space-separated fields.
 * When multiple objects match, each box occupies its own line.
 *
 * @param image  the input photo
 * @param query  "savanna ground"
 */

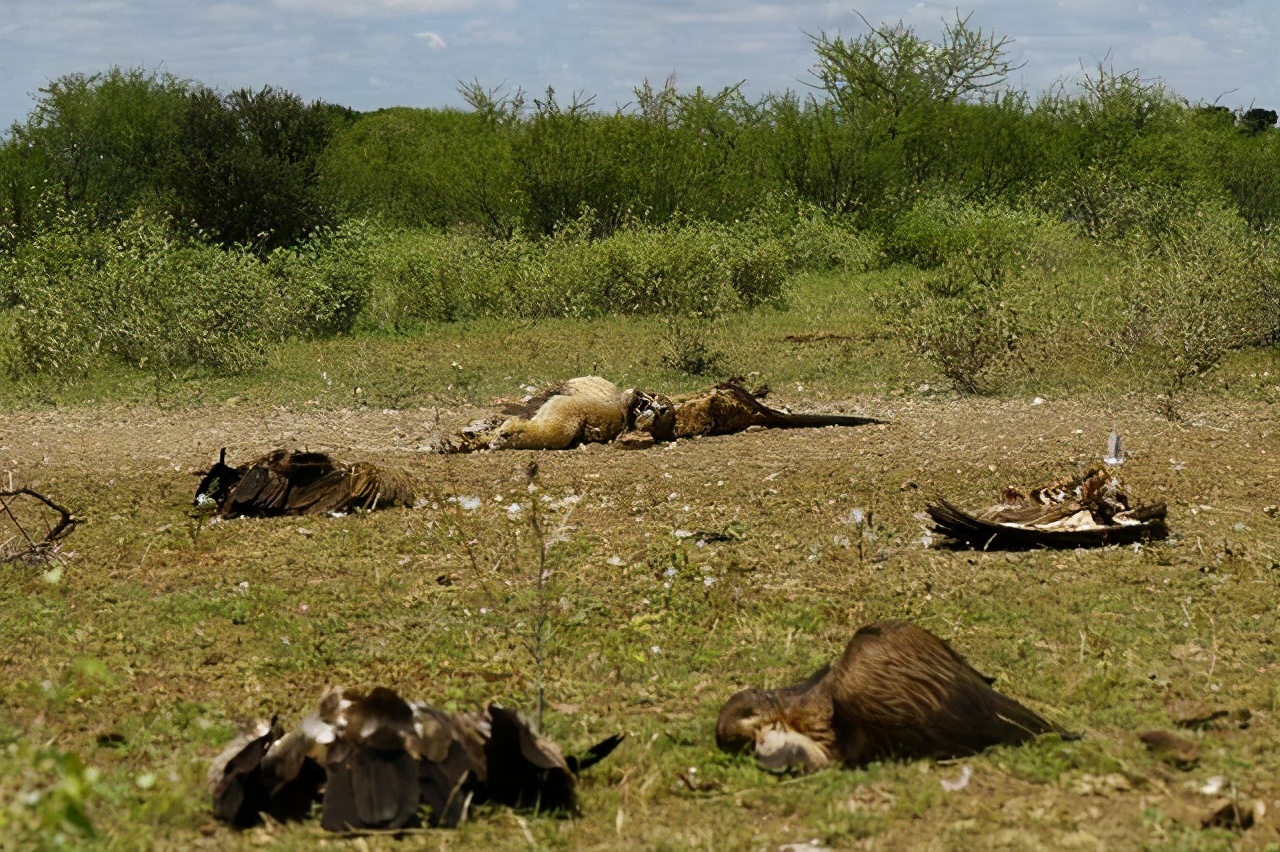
xmin=1 ymin=272 xmax=1279 ymax=851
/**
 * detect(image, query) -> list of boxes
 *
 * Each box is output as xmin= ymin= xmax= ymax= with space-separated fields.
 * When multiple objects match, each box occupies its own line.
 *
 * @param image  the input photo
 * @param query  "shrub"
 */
xmin=351 ymin=215 xmax=795 ymax=333
xmin=1 ymin=210 xmax=286 ymax=377
xmin=1117 ymin=201 xmax=1267 ymax=410
xmin=876 ymin=198 xmax=1040 ymax=392
xmin=265 ymin=219 xmax=375 ymax=336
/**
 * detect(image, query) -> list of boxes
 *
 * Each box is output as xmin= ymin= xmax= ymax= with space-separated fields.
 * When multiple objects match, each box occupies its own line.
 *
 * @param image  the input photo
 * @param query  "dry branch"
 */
xmin=0 ymin=488 xmax=78 ymax=563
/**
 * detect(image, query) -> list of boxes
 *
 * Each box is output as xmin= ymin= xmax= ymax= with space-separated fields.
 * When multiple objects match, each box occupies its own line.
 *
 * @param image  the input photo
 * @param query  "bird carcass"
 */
xmin=716 ymin=621 xmax=1072 ymax=774
xmin=926 ymin=466 xmax=1167 ymax=550
xmin=431 ymin=377 xmax=881 ymax=452
xmin=208 ymin=686 xmax=622 ymax=832
xmin=194 ymin=448 xmax=415 ymax=519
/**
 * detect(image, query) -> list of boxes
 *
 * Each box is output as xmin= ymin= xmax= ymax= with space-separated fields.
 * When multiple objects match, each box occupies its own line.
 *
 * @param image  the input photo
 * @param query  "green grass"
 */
xmin=0 ymin=263 xmax=1278 ymax=849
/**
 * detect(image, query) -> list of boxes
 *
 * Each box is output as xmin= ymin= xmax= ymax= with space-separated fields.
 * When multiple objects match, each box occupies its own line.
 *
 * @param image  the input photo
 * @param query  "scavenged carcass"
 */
xmin=926 ymin=465 xmax=1167 ymax=550
xmin=432 ymin=377 xmax=880 ymax=452
xmin=194 ymin=448 xmax=415 ymax=519
xmin=716 ymin=621 xmax=1070 ymax=774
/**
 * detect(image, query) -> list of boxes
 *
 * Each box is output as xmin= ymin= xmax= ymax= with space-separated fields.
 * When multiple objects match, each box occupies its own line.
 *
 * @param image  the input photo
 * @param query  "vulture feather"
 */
xmin=194 ymin=449 xmax=415 ymax=519
xmin=716 ymin=621 xmax=1072 ymax=774
xmin=926 ymin=466 xmax=1166 ymax=550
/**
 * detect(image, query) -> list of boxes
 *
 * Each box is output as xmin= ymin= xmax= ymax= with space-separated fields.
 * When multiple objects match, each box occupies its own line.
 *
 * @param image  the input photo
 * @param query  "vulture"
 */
xmin=716 ymin=621 xmax=1071 ymax=774
xmin=434 ymin=377 xmax=879 ymax=452
xmin=926 ymin=466 xmax=1167 ymax=550
xmin=209 ymin=686 xmax=622 ymax=832
xmin=194 ymin=448 xmax=415 ymax=519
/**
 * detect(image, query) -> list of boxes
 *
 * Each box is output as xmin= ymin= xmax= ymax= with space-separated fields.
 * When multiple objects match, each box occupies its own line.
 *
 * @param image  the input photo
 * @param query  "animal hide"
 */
xmin=209 ymin=686 xmax=622 ymax=831
xmin=432 ymin=378 xmax=880 ymax=452
xmin=927 ymin=466 xmax=1167 ymax=550
xmin=716 ymin=621 xmax=1070 ymax=774
xmin=668 ymin=382 xmax=881 ymax=439
xmin=484 ymin=377 xmax=632 ymax=450
xmin=194 ymin=449 xmax=415 ymax=519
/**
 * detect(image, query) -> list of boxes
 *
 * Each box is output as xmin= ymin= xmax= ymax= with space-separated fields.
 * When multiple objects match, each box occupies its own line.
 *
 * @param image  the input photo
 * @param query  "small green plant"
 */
xmin=0 ymin=742 xmax=107 ymax=846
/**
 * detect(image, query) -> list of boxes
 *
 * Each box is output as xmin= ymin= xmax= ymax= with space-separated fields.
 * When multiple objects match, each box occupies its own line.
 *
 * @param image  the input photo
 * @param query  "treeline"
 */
xmin=2 ymin=31 xmax=1279 ymax=249
xmin=0 ymin=15 xmax=1277 ymax=390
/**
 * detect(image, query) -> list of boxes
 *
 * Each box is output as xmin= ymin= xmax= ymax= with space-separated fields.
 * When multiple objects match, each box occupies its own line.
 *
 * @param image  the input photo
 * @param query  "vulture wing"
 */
xmin=209 ymin=722 xmax=276 ymax=828
xmin=482 ymin=706 xmax=576 ymax=812
xmin=831 ymin=622 xmax=1065 ymax=764
xmin=927 ymin=499 xmax=1167 ymax=550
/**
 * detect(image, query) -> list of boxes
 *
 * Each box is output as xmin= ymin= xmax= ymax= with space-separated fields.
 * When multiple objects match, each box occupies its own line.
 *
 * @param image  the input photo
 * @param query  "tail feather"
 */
xmin=565 ymin=734 xmax=624 ymax=774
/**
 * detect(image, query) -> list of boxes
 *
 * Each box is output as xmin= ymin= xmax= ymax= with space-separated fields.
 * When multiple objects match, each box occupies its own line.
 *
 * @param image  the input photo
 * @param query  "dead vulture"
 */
xmin=926 ymin=465 xmax=1167 ymax=550
xmin=194 ymin=448 xmax=415 ymax=519
xmin=716 ymin=621 xmax=1070 ymax=774
xmin=209 ymin=686 xmax=622 ymax=831
xmin=489 ymin=376 xmax=646 ymax=450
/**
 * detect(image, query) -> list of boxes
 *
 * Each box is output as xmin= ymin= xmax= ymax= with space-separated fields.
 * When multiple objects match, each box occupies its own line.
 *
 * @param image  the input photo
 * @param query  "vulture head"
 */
xmin=194 ymin=448 xmax=242 ymax=508
xmin=715 ymin=687 xmax=831 ymax=773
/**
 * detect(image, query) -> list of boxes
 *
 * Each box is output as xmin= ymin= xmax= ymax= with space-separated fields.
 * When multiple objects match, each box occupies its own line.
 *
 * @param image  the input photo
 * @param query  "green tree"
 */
xmin=165 ymin=85 xmax=355 ymax=251
xmin=0 ymin=67 xmax=189 ymax=236
xmin=775 ymin=12 xmax=1020 ymax=226
xmin=319 ymin=106 xmax=521 ymax=237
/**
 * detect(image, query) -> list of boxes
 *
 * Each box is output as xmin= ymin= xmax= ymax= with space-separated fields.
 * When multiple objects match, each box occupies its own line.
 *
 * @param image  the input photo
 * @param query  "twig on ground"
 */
xmin=1 ymin=488 xmax=78 ymax=563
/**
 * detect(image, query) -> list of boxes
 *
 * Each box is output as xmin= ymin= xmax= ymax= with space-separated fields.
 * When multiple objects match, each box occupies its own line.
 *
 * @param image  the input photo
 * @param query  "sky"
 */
xmin=1 ymin=1 xmax=1277 ymax=130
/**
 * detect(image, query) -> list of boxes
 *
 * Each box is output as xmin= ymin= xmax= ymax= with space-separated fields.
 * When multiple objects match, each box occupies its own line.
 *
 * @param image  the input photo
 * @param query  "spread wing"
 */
xmin=832 ymin=623 xmax=1062 ymax=762
xmin=927 ymin=499 xmax=1167 ymax=550
xmin=482 ymin=706 xmax=576 ymax=812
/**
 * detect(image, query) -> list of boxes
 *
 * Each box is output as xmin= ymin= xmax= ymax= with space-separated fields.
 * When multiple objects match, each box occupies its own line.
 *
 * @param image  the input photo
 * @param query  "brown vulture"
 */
xmin=716 ymin=621 xmax=1071 ymax=774
xmin=194 ymin=448 xmax=415 ymax=519
xmin=209 ymin=686 xmax=622 ymax=831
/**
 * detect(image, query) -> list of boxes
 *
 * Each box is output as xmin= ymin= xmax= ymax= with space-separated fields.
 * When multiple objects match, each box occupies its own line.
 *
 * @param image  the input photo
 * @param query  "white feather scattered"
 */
xmin=940 ymin=765 xmax=972 ymax=792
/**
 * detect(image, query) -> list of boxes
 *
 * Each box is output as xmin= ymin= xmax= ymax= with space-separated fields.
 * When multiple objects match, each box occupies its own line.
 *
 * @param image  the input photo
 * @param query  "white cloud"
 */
xmin=416 ymin=30 xmax=447 ymax=49
xmin=270 ymin=0 xmax=511 ymax=16
xmin=1132 ymin=33 xmax=1208 ymax=65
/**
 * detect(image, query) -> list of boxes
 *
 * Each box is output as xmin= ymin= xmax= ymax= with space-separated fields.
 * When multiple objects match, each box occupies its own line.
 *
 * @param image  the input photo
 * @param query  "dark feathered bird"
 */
xmin=210 ymin=687 xmax=622 ymax=832
xmin=194 ymin=448 xmax=415 ymax=519
xmin=716 ymin=622 xmax=1071 ymax=774
xmin=926 ymin=466 xmax=1167 ymax=550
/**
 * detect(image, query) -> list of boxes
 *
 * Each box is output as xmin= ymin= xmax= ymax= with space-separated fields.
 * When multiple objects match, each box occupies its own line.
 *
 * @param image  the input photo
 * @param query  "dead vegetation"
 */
xmin=0 ymin=487 xmax=77 ymax=564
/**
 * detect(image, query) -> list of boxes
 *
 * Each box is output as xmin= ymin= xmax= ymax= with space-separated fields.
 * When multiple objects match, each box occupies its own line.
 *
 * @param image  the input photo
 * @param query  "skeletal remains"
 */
xmin=209 ymin=686 xmax=622 ymax=831
xmin=926 ymin=465 xmax=1167 ymax=549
